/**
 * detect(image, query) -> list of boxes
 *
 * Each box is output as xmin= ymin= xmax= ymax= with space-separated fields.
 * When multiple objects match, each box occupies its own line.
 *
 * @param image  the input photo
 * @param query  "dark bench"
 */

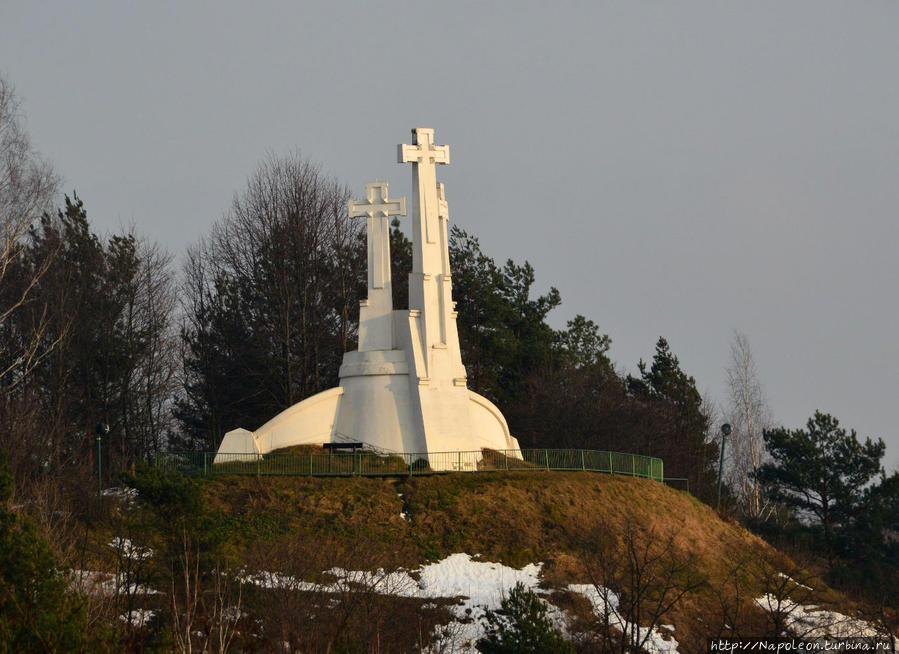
xmin=322 ymin=442 xmax=365 ymax=453
xmin=322 ymin=442 xmax=365 ymax=473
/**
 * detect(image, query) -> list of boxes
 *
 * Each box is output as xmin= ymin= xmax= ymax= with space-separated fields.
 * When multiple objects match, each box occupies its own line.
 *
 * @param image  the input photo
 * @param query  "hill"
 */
xmin=74 ymin=470 xmax=887 ymax=652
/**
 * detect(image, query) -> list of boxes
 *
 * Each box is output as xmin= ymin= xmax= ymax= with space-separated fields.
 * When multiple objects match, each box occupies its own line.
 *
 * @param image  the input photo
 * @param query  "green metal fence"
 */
xmin=156 ymin=449 xmax=664 ymax=481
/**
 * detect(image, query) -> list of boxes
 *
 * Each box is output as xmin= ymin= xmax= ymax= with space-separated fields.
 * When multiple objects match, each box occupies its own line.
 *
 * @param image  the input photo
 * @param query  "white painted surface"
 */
xmin=215 ymin=388 xmax=344 ymax=462
xmin=214 ymin=129 xmax=518 ymax=466
xmin=349 ymin=182 xmax=405 ymax=352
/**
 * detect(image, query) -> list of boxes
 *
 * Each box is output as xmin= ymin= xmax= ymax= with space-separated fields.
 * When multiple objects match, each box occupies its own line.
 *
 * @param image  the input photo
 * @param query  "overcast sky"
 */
xmin=3 ymin=1 xmax=897 ymax=466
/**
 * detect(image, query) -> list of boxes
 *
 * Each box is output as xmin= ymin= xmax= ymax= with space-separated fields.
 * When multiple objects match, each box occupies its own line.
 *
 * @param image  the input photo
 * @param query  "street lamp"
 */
xmin=95 ymin=422 xmax=110 ymax=496
xmin=716 ymin=423 xmax=731 ymax=511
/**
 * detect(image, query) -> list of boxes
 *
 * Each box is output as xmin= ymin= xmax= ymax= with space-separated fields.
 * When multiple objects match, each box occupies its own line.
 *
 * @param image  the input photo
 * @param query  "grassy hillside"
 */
xmin=72 ymin=470 xmax=883 ymax=652
xmin=204 ymin=473 xmax=860 ymax=645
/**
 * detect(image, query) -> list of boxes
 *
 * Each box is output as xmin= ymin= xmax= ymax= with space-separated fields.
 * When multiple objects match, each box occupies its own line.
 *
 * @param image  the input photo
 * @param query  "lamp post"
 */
xmin=716 ymin=423 xmax=731 ymax=511
xmin=95 ymin=423 xmax=109 ymax=496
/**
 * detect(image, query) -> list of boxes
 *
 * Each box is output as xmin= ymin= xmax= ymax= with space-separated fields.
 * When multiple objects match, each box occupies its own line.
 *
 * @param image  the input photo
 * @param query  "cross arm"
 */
xmin=397 ymin=143 xmax=450 ymax=165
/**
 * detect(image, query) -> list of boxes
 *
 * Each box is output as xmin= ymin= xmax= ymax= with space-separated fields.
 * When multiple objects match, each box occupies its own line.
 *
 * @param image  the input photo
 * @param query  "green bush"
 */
xmin=476 ymin=582 xmax=573 ymax=654
xmin=0 ymin=448 xmax=89 ymax=652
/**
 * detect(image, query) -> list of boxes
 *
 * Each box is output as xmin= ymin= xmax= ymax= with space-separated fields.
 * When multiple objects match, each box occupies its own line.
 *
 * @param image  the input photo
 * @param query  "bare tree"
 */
xmin=0 ymin=74 xmax=61 ymax=387
xmin=176 ymin=151 xmax=364 ymax=449
xmin=575 ymin=516 xmax=706 ymax=653
xmin=120 ymin=238 xmax=180 ymax=459
xmin=725 ymin=330 xmax=772 ymax=521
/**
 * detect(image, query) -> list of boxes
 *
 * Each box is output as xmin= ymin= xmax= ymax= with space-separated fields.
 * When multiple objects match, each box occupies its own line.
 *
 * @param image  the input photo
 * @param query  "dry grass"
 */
xmin=144 ymin=471 xmax=867 ymax=650
xmin=202 ymin=471 xmax=793 ymax=587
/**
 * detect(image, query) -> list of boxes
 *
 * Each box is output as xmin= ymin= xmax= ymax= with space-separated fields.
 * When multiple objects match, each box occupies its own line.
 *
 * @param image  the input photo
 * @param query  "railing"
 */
xmin=156 ymin=449 xmax=664 ymax=482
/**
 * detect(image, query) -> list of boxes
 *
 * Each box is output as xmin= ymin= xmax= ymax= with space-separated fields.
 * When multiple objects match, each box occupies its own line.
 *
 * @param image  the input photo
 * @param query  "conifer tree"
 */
xmin=476 ymin=582 xmax=572 ymax=654
xmin=0 ymin=448 xmax=88 ymax=651
xmin=758 ymin=411 xmax=886 ymax=567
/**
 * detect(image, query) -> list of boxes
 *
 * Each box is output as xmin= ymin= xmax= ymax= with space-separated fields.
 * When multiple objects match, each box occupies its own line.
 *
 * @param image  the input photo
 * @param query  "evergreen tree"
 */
xmin=389 ymin=216 xmax=412 ymax=311
xmin=448 ymin=225 xmax=560 ymax=408
xmin=758 ymin=411 xmax=886 ymax=567
xmin=2 ymin=194 xmax=177 ymax=480
xmin=628 ymin=338 xmax=716 ymax=500
xmin=0 ymin=448 xmax=88 ymax=651
xmin=476 ymin=582 xmax=573 ymax=654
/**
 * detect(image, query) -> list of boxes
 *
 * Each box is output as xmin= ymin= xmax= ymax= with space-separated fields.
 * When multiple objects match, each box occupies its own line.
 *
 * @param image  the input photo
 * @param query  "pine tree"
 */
xmin=476 ymin=582 xmax=573 ymax=654
xmin=0 ymin=448 xmax=88 ymax=651
xmin=758 ymin=411 xmax=886 ymax=567
xmin=628 ymin=338 xmax=716 ymax=500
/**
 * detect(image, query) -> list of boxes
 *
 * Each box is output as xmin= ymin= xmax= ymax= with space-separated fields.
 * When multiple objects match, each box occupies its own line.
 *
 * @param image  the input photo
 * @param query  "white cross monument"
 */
xmin=215 ymin=128 xmax=521 ymax=468
xmin=349 ymin=182 xmax=406 ymax=352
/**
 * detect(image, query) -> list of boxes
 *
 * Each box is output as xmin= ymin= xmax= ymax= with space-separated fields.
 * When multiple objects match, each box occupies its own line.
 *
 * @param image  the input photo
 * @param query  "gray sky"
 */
xmin=3 ymin=1 xmax=898 ymax=467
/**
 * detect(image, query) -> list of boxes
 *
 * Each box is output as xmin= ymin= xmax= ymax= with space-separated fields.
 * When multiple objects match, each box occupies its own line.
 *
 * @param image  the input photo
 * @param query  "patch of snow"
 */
xmin=239 ymin=570 xmax=317 ymax=592
xmin=102 ymin=487 xmax=139 ymax=503
xmin=776 ymin=572 xmax=813 ymax=591
xmin=568 ymin=584 xmax=680 ymax=654
xmin=220 ymin=606 xmax=244 ymax=622
xmin=325 ymin=566 xmax=420 ymax=595
xmin=419 ymin=554 xmax=545 ymax=652
xmin=242 ymin=553 xmax=546 ymax=651
xmin=417 ymin=553 xmax=541 ymax=603
xmin=70 ymin=570 xmax=159 ymax=597
xmin=754 ymin=595 xmax=880 ymax=638
xmin=242 ymin=554 xmax=690 ymax=652
xmin=109 ymin=537 xmax=153 ymax=560
xmin=119 ymin=609 xmax=155 ymax=627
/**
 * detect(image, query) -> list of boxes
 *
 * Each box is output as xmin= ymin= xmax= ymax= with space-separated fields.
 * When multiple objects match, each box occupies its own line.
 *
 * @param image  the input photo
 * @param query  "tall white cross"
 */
xmin=349 ymin=182 xmax=406 ymax=289
xmin=398 ymin=128 xmax=449 ymax=245
xmin=437 ymin=182 xmax=451 ymax=275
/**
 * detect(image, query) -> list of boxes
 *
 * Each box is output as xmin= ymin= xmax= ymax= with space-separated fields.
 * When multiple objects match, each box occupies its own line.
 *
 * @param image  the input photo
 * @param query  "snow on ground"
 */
xmin=120 ymin=609 xmax=155 ymax=628
xmin=417 ymin=554 xmax=546 ymax=651
xmin=101 ymin=486 xmax=139 ymax=503
xmin=397 ymin=492 xmax=408 ymax=521
xmin=70 ymin=569 xmax=159 ymax=597
xmin=754 ymin=595 xmax=880 ymax=638
xmin=243 ymin=553 xmax=541 ymax=605
xmin=109 ymin=537 xmax=153 ymax=561
xmin=776 ymin=572 xmax=813 ymax=591
xmin=418 ymin=553 xmax=542 ymax=607
xmin=242 ymin=553 xmax=547 ymax=650
xmin=568 ymin=584 xmax=679 ymax=654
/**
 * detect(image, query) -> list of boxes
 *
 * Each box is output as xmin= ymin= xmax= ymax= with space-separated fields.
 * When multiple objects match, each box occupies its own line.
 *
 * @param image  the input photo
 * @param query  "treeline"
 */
xmin=3 ymin=74 xmax=720 ymax=499
xmin=1 ymin=195 xmax=177 ymax=481
xmin=2 ymin=164 xmax=721 ymax=504
xmin=2 ymin=141 xmax=721 ymax=509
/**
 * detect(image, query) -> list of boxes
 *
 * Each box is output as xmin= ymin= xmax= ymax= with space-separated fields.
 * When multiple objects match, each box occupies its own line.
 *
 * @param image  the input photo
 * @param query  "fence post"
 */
xmin=608 ymin=451 xmax=613 ymax=473
xmin=256 ymin=453 xmax=261 ymax=477
xmin=203 ymin=452 xmax=208 ymax=476
xmin=96 ymin=436 xmax=102 ymax=496
xmin=632 ymin=455 xmax=636 ymax=476
xmin=581 ymin=449 xmax=585 ymax=471
xmin=544 ymin=450 xmax=550 ymax=471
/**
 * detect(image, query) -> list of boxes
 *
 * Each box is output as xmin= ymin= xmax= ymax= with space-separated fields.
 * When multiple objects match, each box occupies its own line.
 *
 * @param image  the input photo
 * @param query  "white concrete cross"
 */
xmin=437 ymin=182 xmax=449 ymax=221
xmin=349 ymin=182 xmax=406 ymax=289
xmin=437 ymin=182 xmax=451 ymax=274
xmin=398 ymin=128 xmax=449 ymax=244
